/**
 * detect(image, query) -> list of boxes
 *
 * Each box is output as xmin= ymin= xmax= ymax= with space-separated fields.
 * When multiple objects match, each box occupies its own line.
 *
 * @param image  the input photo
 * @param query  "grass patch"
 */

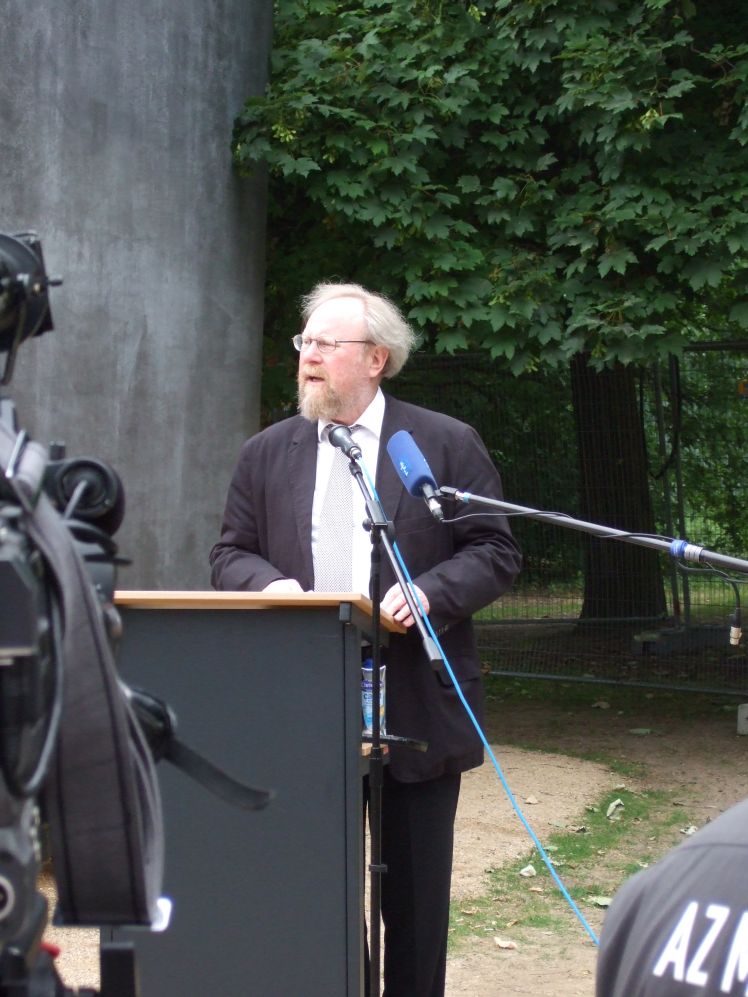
xmin=449 ymin=783 xmax=690 ymax=951
xmin=483 ymin=674 xmax=738 ymax=723
xmin=474 ymin=581 xmax=738 ymax=624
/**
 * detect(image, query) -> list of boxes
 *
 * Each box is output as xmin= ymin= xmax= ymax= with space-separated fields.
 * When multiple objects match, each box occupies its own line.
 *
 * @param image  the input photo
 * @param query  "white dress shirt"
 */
xmin=311 ymin=388 xmax=386 ymax=594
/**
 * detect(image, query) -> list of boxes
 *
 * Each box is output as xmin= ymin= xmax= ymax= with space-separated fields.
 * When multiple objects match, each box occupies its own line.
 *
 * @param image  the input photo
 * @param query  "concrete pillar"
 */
xmin=1 ymin=0 xmax=272 ymax=588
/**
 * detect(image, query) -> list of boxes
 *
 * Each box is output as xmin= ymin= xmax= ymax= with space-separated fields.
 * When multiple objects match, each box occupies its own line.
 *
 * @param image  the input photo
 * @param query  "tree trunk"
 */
xmin=570 ymin=353 xmax=666 ymax=620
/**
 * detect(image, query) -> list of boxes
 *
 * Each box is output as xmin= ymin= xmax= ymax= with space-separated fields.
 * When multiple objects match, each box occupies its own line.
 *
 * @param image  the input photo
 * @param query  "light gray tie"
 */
xmin=313 ymin=427 xmax=357 ymax=591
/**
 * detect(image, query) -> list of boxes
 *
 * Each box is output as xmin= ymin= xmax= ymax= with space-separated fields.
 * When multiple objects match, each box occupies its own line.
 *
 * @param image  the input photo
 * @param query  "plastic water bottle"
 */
xmin=361 ymin=658 xmax=386 ymax=734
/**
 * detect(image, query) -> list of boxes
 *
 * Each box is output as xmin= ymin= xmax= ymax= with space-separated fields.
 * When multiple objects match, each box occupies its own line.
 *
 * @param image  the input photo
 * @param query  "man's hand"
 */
xmin=381 ymin=583 xmax=429 ymax=628
xmin=262 ymin=578 xmax=304 ymax=593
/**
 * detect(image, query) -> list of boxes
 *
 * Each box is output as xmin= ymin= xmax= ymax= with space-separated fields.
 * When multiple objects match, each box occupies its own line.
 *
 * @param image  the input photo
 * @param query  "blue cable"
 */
xmin=357 ymin=460 xmax=600 ymax=946
xmin=392 ymin=540 xmax=600 ymax=946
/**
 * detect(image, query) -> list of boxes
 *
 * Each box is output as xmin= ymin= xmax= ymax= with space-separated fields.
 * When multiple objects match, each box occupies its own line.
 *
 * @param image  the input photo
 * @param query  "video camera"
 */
xmin=0 ymin=229 xmax=165 ymax=995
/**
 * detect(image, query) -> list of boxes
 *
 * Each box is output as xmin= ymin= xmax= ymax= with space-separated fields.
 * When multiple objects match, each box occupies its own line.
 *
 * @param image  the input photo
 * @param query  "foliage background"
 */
xmin=236 ymin=0 xmax=748 ymax=412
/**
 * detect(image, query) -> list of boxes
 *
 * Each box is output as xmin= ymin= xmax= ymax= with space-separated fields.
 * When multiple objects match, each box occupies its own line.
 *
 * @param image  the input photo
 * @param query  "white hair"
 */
xmin=300 ymin=282 xmax=417 ymax=378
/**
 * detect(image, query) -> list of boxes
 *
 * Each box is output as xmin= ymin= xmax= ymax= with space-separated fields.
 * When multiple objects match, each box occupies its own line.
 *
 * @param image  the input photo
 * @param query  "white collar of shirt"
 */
xmin=312 ymin=388 xmax=386 ymax=595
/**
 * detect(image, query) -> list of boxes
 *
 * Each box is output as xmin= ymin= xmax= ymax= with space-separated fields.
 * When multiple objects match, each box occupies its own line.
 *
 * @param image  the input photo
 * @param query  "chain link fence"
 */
xmin=390 ymin=347 xmax=748 ymax=694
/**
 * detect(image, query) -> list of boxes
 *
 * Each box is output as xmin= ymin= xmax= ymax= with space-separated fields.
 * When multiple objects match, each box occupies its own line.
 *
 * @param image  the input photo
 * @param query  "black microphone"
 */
xmin=328 ymin=424 xmax=362 ymax=459
xmin=386 ymin=430 xmax=444 ymax=521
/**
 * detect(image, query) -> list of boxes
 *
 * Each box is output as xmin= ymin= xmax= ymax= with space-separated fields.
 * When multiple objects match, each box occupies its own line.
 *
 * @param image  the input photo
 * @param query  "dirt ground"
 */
xmin=40 ymin=685 xmax=748 ymax=996
xmin=445 ymin=686 xmax=748 ymax=996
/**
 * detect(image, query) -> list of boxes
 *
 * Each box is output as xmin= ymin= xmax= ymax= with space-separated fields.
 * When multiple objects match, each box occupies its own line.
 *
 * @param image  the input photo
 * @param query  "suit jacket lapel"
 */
xmin=287 ymin=418 xmax=318 ymax=588
xmin=376 ymin=396 xmax=412 ymax=525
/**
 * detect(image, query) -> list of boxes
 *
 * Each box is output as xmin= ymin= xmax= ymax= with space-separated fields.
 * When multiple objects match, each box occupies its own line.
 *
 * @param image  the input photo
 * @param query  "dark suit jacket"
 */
xmin=209 ymin=394 xmax=521 ymax=781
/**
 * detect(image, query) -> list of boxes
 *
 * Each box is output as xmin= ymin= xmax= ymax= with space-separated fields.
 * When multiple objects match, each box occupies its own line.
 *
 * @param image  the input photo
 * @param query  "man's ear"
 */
xmin=369 ymin=345 xmax=389 ymax=378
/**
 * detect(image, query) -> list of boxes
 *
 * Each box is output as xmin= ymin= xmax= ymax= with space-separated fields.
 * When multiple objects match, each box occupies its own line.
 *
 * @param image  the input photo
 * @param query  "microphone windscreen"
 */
xmin=386 ymin=430 xmax=437 ymax=496
xmin=328 ymin=425 xmax=357 ymax=457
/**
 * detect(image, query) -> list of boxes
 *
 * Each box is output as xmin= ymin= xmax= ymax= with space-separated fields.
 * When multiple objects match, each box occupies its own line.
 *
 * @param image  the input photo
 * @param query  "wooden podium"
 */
xmin=109 ymin=591 xmax=400 ymax=997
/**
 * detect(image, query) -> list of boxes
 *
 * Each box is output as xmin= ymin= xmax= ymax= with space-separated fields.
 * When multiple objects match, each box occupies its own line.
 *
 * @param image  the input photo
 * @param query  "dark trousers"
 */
xmin=365 ymin=768 xmax=462 ymax=997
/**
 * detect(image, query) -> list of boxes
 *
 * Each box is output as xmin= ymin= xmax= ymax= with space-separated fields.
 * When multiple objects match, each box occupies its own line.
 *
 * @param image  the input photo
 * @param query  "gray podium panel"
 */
xmin=111 ymin=603 xmax=366 ymax=997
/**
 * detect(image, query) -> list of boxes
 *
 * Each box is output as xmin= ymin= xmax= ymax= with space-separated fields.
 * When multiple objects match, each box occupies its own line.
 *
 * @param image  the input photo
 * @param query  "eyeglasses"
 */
xmin=292 ymin=334 xmax=374 ymax=354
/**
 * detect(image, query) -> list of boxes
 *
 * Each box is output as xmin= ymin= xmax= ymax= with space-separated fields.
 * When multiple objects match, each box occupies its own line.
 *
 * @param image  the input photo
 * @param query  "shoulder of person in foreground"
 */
xmin=597 ymin=795 xmax=748 ymax=996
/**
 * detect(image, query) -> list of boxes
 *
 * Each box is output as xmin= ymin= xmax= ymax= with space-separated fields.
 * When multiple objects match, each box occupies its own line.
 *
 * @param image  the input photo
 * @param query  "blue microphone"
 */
xmin=386 ymin=430 xmax=444 ymax=521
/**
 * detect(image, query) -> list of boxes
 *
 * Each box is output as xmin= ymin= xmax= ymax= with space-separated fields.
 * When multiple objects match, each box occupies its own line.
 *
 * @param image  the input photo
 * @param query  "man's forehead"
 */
xmin=305 ymin=295 xmax=366 ymax=331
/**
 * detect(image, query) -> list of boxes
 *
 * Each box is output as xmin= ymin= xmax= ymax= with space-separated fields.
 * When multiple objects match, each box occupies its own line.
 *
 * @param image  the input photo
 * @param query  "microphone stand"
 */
xmin=339 ymin=448 xmax=430 ymax=997
xmin=438 ymin=486 xmax=748 ymax=646
xmin=437 ymin=487 xmax=748 ymax=575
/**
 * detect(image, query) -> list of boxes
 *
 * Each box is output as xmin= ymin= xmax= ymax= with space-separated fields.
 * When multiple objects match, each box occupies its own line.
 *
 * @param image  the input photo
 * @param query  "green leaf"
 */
xmin=645 ymin=234 xmax=671 ymax=253
xmin=274 ymin=154 xmax=321 ymax=178
xmin=598 ymin=249 xmax=637 ymax=278
xmin=422 ymin=214 xmax=454 ymax=239
xmin=457 ymin=175 xmax=481 ymax=193
xmin=434 ymin=331 xmax=469 ymax=353
xmin=729 ymin=302 xmax=748 ymax=328
xmin=684 ymin=259 xmax=725 ymax=291
xmin=368 ymin=138 xmax=389 ymax=157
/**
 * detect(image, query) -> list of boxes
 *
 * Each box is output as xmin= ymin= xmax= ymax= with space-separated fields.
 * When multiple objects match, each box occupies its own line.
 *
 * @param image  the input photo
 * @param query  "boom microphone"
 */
xmin=386 ymin=430 xmax=444 ymax=521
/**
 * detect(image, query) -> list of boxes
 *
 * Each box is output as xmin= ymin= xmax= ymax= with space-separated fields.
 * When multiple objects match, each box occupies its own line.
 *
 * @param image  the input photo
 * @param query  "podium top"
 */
xmin=114 ymin=591 xmax=405 ymax=632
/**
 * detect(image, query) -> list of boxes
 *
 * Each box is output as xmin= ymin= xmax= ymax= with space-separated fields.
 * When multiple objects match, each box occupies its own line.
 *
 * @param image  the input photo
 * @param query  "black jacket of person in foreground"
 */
xmin=597 ymin=794 xmax=748 ymax=996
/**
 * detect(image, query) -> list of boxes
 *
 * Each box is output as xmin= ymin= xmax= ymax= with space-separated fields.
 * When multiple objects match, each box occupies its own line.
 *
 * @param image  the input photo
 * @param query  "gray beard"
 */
xmin=297 ymin=381 xmax=344 ymax=423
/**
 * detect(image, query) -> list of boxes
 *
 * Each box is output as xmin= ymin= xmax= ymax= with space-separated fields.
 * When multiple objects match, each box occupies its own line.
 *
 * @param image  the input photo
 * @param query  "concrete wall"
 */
xmin=1 ymin=0 xmax=272 ymax=588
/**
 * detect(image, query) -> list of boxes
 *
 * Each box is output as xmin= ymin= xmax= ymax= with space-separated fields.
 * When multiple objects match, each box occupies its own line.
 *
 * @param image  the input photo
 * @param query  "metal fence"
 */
xmin=390 ymin=347 xmax=748 ymax=694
